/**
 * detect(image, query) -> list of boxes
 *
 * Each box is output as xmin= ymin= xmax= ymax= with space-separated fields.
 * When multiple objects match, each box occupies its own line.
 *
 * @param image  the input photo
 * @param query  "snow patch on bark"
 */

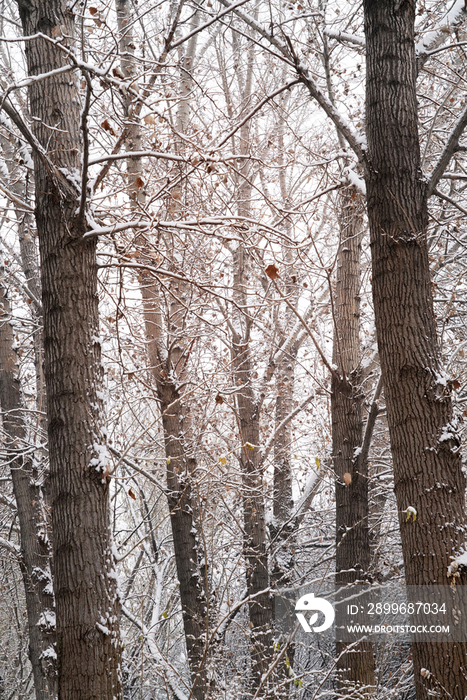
xmin=37 ymin=610 xmax=56 ymax=629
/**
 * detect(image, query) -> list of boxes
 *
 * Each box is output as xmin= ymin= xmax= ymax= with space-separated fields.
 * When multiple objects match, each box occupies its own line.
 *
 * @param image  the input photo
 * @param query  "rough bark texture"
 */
xmin=17 ymin=2 xmax=123 ymax=697
xmin=364 ymin=1 xmax=467 ymax=698
xmin=116 ymin=4 xmax=211 ymax=693
xmin=231 ymin=329 xmax=273 ymax=694
xmin=230 ymin=39 xmax=273 ymax=691
xmin=141 ymin=280 xmax=210 ymax=700
xmin=0 ymin=285 xmax=56 ymax=700
xmin=332 ymin=188 xmax=375 ymax=693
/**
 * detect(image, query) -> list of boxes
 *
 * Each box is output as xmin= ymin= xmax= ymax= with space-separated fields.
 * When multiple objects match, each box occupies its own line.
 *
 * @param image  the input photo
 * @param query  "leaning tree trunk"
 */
xmin=0 ymin=284 xmax=56 ymax=700
xmin=332 ymin=186 xmax=375 ymax=694
xmin=364 ymin=2 xmax=467 ymax=698
xmin=16 ymin=2 xmax=122 ymax=697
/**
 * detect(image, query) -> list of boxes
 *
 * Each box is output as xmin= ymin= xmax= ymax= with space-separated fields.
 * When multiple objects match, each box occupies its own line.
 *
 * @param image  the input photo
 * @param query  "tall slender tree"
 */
xmin=363 ymin=2 xmax=467 ymax=698
xmin=116 ymin=4 xmax=212 ymax=695
xmin=332 ymin=186 xmax=375 ymax=695
xmin=0 ymin=282 xmax=56 ymax=700
xmin=11 ymin=1 xmax=123 ymax=696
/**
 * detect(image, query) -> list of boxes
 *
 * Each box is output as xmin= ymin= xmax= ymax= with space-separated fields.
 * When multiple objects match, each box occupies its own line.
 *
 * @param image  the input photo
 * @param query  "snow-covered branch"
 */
xmin=0 ymin=536 xmax=20 ymax=556
xmin=416 ymin=0 xmax=467 ymax=59
xmin=216 ymin=0 xmax=366 ymax=164
xmin=0 ymin=180 xmax=34 ymax=212
xmin=121 ymin=605 xmax=189 ymax=700
xmin=355 ymin=373 xmax=383 ymax=474
xmin=427 ymin=101 xmax=467 ymax=196
xmin=213 ymin=79 xmax=300 ymax=150
xmin=169 ymin=0 xmax=255 ymax=51
xmin=260 ymin=391 xmax=315 ymax=464
xmin=324 ymin=29 xmax=365 ymax=48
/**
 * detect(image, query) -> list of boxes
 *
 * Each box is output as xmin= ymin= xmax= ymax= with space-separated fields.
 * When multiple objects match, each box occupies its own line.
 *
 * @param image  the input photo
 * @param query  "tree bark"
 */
xmin=228 ymin=32 xmax=273 ymax=692
xmin=140 ymin=280 xmax=210 ymax=700
xmin=231 ymin=328 xmax=273 ymax=693
xmin=115 ymin=4 xmax=211 ymax=693
xmin=332 ymin=187 xmax=375 ymax=693
xmin=16 ymin=2 xmax=123 ymax=697
xmin=0 ymin=284 xmax=56 ymax=700
xmin=364 ymin=2 xmax=467 ymax=698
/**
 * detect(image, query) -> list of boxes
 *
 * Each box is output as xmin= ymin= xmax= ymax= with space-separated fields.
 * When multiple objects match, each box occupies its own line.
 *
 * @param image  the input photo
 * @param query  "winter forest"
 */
xmin=1 ymin=0 xmax=467 ymax=698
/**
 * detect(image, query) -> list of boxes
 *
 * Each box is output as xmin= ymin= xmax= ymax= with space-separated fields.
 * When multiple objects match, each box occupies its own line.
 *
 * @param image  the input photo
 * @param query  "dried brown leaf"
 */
xmin=101 ymin=119 xmax=116 ymax=136
xmin=265 ymin=264 xmax=280 ymax=280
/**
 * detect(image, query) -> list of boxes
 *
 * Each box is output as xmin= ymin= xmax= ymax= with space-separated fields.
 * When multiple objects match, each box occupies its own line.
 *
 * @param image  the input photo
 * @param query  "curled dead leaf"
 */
xmin=343 ymin=472 xmax=352 ymax=485
xmin=265 ymin=264 xmax=280 ymax=280
xmin=101 ymin=119 xmax=116 ymax=136
xmin=128 ymin=487 xmax=137 ymax=500
xmin=215 ymin=393 xmax=224 ymax=404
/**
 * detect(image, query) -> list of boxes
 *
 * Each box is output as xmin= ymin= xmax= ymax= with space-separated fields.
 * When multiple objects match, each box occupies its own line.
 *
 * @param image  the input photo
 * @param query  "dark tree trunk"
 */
xmin=229 ymin=41 xmax=273 ymax=689
xmin=364 ymin=2 xmax=467 ymax=698
xmin=141 ymin=281 xmax=210 ymax=700
xmin=0 ymin=285 xmax=56 ymax=700
xmin=332 ymin=187 xmax=375 ymax=693
xmin=16 ymin=2 xmax=123 ymax=697
xmin=231 ymin=331 xmax=273 ymax=694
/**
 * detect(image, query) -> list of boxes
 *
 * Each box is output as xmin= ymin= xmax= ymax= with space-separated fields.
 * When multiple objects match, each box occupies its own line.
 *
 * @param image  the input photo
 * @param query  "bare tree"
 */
xmin=363 ymin=2 xmax=467 ymax=697
xmin=0 ymin=282 xmax=56 ymax=699
xmin=9 ymin=1 xmax=123 ymax=696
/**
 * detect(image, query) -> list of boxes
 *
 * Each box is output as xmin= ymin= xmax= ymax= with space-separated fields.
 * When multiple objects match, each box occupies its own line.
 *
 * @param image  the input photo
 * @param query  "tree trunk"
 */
xmin=115 ymin=3 xmax=211 ymax=692
xmin=17 ymin=2 xmax=122 ymax=697
xmin=364 ymin=2 xmax=467 ymax=698
xmin=0 ymin=284 xmax=56 ymax=700
xmin=332 ymin=187 xmax=375 ymax=693
xmin=140 ymin=280 xmax=210 ymax=700
xmin=231 ymin=329 xmax=273 ymax=694
xmin=228 ymin=32 xmax=273 ymax=692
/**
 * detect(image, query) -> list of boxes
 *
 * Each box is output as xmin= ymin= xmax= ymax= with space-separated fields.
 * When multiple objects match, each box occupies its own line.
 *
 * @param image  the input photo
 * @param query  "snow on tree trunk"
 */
xmin=332 ymin=186 xmax=375 ymax=694
xmin=364 ymin=1 xmax=467 ymax=697
xmin=0 ymin=283 xmax=56 ymax=700
xmin=16 ymin=1 xmax=123 ymax=697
